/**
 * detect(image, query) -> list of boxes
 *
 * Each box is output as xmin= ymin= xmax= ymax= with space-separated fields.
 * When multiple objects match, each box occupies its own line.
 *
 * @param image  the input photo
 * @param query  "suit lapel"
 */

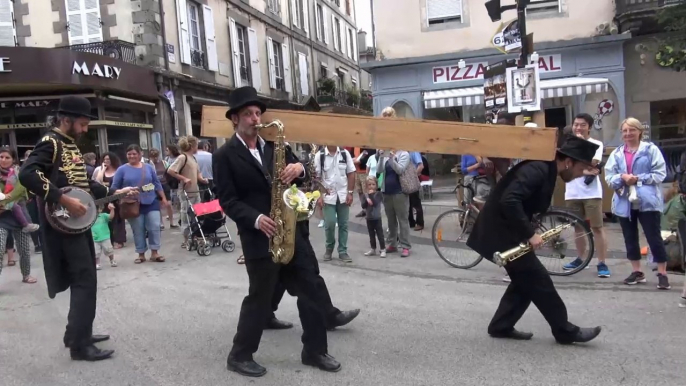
xmin=229 ymin=134 xmax=271 ymax=186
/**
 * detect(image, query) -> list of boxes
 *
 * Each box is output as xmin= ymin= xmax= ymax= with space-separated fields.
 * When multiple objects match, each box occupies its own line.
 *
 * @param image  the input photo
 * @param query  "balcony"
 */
xmin=316 ymin=89 xmax=372 ymax=113
xmin=67 ymin=40 xmax=137 ymax=65
xmin=615 ymin=0 xmax=685 ymax=34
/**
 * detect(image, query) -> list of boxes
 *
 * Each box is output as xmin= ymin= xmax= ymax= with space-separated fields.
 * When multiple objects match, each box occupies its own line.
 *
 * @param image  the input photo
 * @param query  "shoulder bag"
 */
xmin=119 ymin=165 xmax=147 ymax=220
xmin=398 ymin=154 xmax=420 ymax=194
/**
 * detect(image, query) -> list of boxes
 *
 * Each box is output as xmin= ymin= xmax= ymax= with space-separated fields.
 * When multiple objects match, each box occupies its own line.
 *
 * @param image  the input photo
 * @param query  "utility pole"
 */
xmin=516 ymin=0 xmax=529 ymax=68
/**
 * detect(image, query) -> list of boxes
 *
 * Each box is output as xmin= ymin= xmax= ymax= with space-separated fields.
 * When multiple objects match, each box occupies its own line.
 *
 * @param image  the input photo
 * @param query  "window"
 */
xmin=267 ymin=0 xmax=280 ymax=14
xmin=188 ymin=2 xmax=201 ymax=51
xmin=320 ymin=64 xmax=327 ymax=78
xmin=331 ymin=0 xmax=340 ymax=6
xmin=334 ymin=17 xmax=342 ymax=52
xmin=236 ymin=24 xmax=250 ymax=85
xmin=64 ymin=0 xmax=103 ymax=44
xmin=345 ymin=0 xmax=351 ymax=15
xmin=297 ymin=0 xmax=305 ymax=27
xmin=316 ymin=3 xmax=325 ymax=41
xmin=348 ymin=27 xmax=354 ymax=58
xmin=272 ymin=41 xmax=285 ymax=91
xmin=426 ymin=0 xmax=462 ymax=25
xmin=526 ymin=0 xmax=561 ymax=15
xmin=0 ymin=0 xmax=17 ymax=47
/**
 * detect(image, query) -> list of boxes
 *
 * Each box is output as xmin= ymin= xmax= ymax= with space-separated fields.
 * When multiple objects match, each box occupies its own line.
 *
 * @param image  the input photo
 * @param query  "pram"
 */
xmin=180 ymin=189 xmax=235 ymax=256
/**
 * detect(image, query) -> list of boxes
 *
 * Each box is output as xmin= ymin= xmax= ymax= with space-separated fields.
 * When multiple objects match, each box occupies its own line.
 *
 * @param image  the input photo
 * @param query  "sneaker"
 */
xmin=679 ymin=297 xmax=686 ymax=308
xmin=364 ymin=250 xmax=376 ymax=256
xmin=563 ymin=258 xmax=583 ymax=271
xmin=401 ymin=248 xmax=410 ymax=258
xmin=339 ymin=253 xmax=352 ymax=262
xmin=624 ymin=271 xmax=647 ymax=285
xmin=597 ymin=263 xmax=611 ymax=278
xmin=22 ymin=223 xmax=40 ymax=233
xmin=386 ymin=246 xmax=398 ymax=253
xmin=110 ymin=260 xmax=118 ymax=268
xmin=96 ymin=264 xmax=102 ymax=270
xmin=502 ymin=275 xmax=511 ymax=283
xmin=379 ymin=250 xmax=387 ymax=258
xmin=318 ymin=220 xmax=324 ymax=228
xmin=323 ymin=250 xmax=333 ymax=261
xmin=656 ymin=273 xmax=671 ymax=290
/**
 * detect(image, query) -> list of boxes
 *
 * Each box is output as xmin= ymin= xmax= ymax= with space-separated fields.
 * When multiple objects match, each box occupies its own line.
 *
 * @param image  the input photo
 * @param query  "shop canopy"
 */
xmin=423 ymin=77 xmax=610 ymax=109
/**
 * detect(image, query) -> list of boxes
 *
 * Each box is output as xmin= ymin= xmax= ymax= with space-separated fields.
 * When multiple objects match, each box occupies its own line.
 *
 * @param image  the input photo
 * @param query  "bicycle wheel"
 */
xmin=534 ymin=209 xmax=595 ymax=276
xmin=432 ymin=208 xmax=484 ymax=269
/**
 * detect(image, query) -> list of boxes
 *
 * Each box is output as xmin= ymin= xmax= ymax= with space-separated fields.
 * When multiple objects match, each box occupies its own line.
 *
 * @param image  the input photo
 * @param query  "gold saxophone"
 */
xmin=305 ymin=144 xmax=330 ymax=219
xmin=255 ymin=120 xmax=297 ymax=265
xmin=493 ymin=223 xmax=573 ymax=267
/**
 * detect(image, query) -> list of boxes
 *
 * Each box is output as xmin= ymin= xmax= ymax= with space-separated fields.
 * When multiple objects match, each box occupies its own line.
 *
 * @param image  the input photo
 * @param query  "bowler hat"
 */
xmin=226 ymin=86 xmax=267 ymax=119
xmin=556 ymin=135 xmax=599 ymax=165
xmin=56 ymin=96 xmax=97 ymax=119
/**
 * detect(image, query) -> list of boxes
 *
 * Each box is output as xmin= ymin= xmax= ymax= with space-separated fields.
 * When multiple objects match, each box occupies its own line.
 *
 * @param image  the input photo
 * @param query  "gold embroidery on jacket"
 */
xmin=36 ymin=170 xmax=51 ymax=200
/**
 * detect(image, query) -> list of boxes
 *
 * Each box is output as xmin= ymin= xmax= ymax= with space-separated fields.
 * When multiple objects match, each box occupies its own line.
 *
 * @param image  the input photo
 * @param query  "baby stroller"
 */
xmin=180 ymin=189 xmax=236 ymax=256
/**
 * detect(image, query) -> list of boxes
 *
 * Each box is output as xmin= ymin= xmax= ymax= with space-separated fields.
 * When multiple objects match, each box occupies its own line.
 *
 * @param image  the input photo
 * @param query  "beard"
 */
xmin=64 ymin=122 xmax=83 ymax=140
xmin=559 ymin=169 xmax=575 ymax=183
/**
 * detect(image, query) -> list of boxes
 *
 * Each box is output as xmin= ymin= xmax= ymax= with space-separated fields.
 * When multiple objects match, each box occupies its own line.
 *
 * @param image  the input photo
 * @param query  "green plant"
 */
xmin=655 ymin=3 xmax=686 ymax=72
xmin=345 ymin=86 xmax=361 ymax=106
xmin=317 ymin=77 xmax=336 ymax=94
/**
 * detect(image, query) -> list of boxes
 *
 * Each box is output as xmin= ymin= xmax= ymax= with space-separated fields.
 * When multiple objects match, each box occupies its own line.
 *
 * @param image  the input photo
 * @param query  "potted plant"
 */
xmin=345 ymin=86 xmax=361 ymax=106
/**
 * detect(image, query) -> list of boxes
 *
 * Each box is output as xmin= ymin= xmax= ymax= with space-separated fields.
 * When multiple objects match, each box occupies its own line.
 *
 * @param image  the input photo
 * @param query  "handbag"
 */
xmin=119 ymin=165 xmax=147 ymax=220
xmin=398 ymin=155 xmax=420 ymax=194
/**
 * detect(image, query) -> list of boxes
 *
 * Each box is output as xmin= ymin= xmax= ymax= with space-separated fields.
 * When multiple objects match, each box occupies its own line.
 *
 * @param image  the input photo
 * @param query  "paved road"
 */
xmin=1 ymin=216 xmax=684 ymax=386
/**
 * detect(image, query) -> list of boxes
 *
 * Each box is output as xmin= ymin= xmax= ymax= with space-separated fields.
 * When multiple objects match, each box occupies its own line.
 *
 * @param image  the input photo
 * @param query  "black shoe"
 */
xmin=34 ymin=246 xmax=42 ymax=254
xmin=265 ymin=317 xmax=293 ymax=330
xmin=227 ymin=357 xmax=267 ymax=377
xmin=657 ymin=273 xmax=671 ymax=290
xmin=489 ymin=329 xmax=533 ymax=340
xmin=558 ymin=326 xmax=602 ymax=345
xmin=355 ymin=211 xmax=366 ymax=218
xmin=327 ymin=309 xmax=360 ymax=330
xmin=301 ymin=351 xmax=342 ymax=372
xmin=70 ymin=345 xmax=114 ymax=361
xmin=624 ymin=271 xmax=646 ymax=285
xmin=64 ymin=334 xmax=111 ymax=348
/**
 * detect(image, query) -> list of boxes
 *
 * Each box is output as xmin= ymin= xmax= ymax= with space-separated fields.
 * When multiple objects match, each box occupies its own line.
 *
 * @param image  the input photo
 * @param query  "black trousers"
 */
xmin=366 ymin=219 xmax=385 ymax=250
xmin=408 ymin=191 xmax=424 ymax=228
xmin=618 ymin=210 xmax=667 ymax=263
xmin=488 ymin=251 xmax=579 ymax=343
xmin=229 ymin=224 xmax=328 ymax=361
xmin=26 ymin=198 xmax=42 ymax=249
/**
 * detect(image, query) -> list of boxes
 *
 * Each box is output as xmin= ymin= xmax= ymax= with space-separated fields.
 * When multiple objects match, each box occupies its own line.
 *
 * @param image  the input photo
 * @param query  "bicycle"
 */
xmin=431 ymin=179 xmax=595 ymax=276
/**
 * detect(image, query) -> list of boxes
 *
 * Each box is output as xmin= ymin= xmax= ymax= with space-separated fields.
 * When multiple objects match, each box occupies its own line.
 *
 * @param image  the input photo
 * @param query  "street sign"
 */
xmin=490 ymin=19 xmax=520 ymax=54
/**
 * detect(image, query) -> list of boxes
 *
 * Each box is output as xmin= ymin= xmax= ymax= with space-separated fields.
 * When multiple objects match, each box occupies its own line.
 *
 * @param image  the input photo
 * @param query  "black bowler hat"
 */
xmin=556 ymin=135 xmax=600 ymax=165
xmin=226 ymin=86 xmax=267 ymax=119
xmin=56 ymin=96 xmax=97 ymax=119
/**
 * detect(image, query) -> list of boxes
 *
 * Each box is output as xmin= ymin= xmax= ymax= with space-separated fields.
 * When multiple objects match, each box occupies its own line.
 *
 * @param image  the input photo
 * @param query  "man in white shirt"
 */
xmin=196 ymin=140 xmax=214 ymax=201
xmin=563 ymin=113 xmax=610 ymax=277
xmin=316 ymin=146 xmax=356 ymax=262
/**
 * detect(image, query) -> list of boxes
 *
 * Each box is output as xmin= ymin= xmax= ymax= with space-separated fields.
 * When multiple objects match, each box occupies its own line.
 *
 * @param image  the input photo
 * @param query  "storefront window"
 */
xmin=108 ymin=128 xmax=141 ymax=161
xmin=15 ymin=128 xmax=43 ymax=158
xmin=650 ymin=99 xmax=686 ymax=146
xmin=77 ymin=127 xmax=100 ymax=157
xmin=104 ymin=107 xmax=147 ymax=124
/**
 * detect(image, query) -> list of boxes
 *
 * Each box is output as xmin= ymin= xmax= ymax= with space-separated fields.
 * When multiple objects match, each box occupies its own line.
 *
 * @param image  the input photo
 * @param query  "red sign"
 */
xmin=432 ymin=54 xmax=562 ymax=84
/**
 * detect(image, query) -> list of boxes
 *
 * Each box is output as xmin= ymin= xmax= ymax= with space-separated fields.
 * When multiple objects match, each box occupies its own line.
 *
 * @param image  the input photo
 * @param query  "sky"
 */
xmin=355 ymin=0 xmax=374 ymax=48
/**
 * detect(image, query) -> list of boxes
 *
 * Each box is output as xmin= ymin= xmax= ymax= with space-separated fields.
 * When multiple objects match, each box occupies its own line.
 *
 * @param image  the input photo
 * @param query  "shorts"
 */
xmin=95 ymin=239 xmax=114 ymax=258
xmin=354 ymin=172 xmax=368 ymax=194
xmin=464 ymin=175 xmax=493 ymax=204
xmin=566 ymin=198 xmax=603 ymax=228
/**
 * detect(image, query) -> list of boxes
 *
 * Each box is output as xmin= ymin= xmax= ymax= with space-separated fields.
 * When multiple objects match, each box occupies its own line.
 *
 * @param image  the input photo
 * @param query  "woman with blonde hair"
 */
xmin=605 ymin=118 xmax=670 ymax=289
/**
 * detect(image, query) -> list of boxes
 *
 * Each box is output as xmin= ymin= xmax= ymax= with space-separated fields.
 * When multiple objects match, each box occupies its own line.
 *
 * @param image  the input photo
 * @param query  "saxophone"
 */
xmin=305 ymin=144 xmax=330 ymax=219
xmin=493 ymin=223 xmax=573 ymax=267
xmin=255 ymin=120 xmax=297 ymax=265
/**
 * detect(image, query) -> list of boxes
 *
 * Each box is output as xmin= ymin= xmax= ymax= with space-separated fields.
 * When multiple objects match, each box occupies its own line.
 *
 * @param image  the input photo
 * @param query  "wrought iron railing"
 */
xmin=316 ymin=89 xmax=371 ymax=112
xmin=67 ymin=40 xmax=137 ymax=65
xmin=616 ymin=0 xmax=684 ymax=15
xmin=190 ymin=49 xmax=205 ymax=69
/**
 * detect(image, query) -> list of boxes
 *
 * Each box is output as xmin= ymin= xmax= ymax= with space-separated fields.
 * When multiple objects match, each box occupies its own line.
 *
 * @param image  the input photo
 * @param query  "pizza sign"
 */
xmin=432 ymin=54 xmax=562 ymax=84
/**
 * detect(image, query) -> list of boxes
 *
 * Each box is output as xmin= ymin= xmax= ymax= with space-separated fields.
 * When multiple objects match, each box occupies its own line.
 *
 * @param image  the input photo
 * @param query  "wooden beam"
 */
xmin=201 ymin=106 xmax=558 ymax=161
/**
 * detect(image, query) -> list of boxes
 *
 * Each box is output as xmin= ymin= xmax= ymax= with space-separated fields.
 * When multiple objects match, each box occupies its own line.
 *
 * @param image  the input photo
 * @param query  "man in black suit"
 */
xmin=466 ymin=135 xmax=603 ymax=345
xmin=214 ymin=86 xmax=341 ymax=377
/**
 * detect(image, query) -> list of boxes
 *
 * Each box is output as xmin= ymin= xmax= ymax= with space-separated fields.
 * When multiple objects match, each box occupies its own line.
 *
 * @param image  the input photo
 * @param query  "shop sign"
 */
xmin=0 ymin=100 xmax=51 ymax=109
xmin=0 ymin=123 xmax=48 ymax=130
xmin=432 ymin=54 xmax=562 ymax=84
xmin=89 ymin=120 xmax=153 ymax=129
xmin=0 ymin=57 xmax=10 ymax=73
xmin=166 ymin=44 xmax=176 ymax=64
xmin=72 ymin=61 xmax=122 ymax=79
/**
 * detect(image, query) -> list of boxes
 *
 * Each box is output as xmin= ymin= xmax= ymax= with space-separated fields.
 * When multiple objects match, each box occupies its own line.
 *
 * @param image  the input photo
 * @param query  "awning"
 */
xmin=424 ymin=77 xmax=610 ymax=109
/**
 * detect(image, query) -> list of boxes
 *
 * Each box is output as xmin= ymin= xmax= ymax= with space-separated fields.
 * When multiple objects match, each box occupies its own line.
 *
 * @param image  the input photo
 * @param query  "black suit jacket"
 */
xmin=466 ymin=160 xmax=558 ymax=263
xmin=213 ymin=134 xmax=307 ymax=260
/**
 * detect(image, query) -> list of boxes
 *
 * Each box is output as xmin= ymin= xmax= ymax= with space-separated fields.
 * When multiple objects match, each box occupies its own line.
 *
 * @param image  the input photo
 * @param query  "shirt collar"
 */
xmin=236 ymin=133 xmax=265 ymax=150
xmin=324 ymin=147 xmax=340 ymax=156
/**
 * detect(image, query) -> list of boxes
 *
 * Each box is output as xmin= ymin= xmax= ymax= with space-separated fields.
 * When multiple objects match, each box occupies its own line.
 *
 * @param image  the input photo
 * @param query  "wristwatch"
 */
xmin=348 ymin=190 xmax=354 ymax=194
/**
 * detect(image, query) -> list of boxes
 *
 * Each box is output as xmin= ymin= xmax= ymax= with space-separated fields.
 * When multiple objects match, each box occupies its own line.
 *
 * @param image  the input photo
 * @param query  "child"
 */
xmin=2 ymin=168 xmax=39 ymax=233
xmin=92 ymin=203 xmax=118 ymax=270
xmin=362 ymin=177 xmax=386 ymax=257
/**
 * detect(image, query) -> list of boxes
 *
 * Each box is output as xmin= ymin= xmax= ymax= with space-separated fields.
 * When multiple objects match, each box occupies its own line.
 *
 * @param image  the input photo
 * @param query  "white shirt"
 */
xmin=196 ymin=150 xmax=213 ymax=180
xmin=315 ymin=147 xmax=356 ymax=205
xmin=366 ymin=154 xmax=379 ymax=177
xmin=565 ymin=136 xmax=604 ymax=200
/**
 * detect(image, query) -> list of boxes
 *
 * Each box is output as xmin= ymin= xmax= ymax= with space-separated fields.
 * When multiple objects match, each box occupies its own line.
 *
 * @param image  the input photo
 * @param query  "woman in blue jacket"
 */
xmin=605 ymin=118 xmax=670 ymax=289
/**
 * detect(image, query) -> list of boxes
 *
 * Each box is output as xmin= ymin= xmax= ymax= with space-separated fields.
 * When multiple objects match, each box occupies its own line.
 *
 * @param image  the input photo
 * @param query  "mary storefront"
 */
xmin=363 ymin=35 xmax=630 ymax=172
xmin=0 ymin=46 xmax=158 ymax=160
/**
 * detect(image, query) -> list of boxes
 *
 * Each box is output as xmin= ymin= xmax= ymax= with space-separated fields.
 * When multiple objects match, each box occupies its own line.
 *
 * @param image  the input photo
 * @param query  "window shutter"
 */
xmin=298 ymin=52 xmax=309 ymax=96
xmin=0 ymin=0 xmax=16 ymax=47
xmin=340 ymin=22 xmax=346 ymax=55
xmin=302 ymin=0 xmax=309 ymax=37
xmin=323 ymin=7 xmax=329 ymax=44
xmin=203 ymin=5 xmax=218 ymax=71
xmin=290 ymin=0 xmax=298 ymax=27
xmin=426 ymin=0 xmax=462 ymax=21
xmin=247 ymin=28 xmax=261 ymax=91
xmin=83 ymin=0 xmax=102 ymax=43
xmin=282 ymin=43 xmax=292 ymax=94
xmin=331 ymin=15 xmax=337 ymax=51
xmin=176 ymin=0 xmax=191 ymax=64
xmin=66 ymin=0 xmax=103 ymax=44
xmin=267 ymin=37 xmax=276 ymax=89
xmin=314 ymin=4 xmax=321 ymax=40
xmin=352 ymin=27 xmax=357 ymax=62
xmin=229 ymin=18 xmax=242 ymax=87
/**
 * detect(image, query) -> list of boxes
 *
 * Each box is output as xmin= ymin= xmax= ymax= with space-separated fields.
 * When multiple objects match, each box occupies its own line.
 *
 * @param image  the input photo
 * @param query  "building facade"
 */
xmin=363 ymin=0 xmax=628 ymax=154
xmin=0 ymin=0 xmax=366 ymax=160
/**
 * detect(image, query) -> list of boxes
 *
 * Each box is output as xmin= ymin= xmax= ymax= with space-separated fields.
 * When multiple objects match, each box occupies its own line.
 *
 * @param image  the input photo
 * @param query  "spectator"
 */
xmin=94 ymin=152 xmax=126 ymax=249
xmin=83 ymin=152 xmax=97 ymax=180
xmin=197 ymin=140 xmax=214 ymax=202
xmin=148 ymin=148 xmax=177 ymax=229
xmin=353 ymin=148 xmax=376 ymax=218
xmin=408 ymin=151 xmax=425 ymax=231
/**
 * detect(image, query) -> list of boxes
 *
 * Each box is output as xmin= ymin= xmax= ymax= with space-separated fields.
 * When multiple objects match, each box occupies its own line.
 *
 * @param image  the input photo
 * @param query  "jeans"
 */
xmin=366 ymin=219 xmax=385 ymax=250
xmin=384 ymin=193 xmax=411 ymax=249
xmin=618 ymin=210 xmax=667 ymax=263
xmin=323 ymin=198 xmax=350 ymax=254
xmin=127 ymin=210 xmax=162 ymax=253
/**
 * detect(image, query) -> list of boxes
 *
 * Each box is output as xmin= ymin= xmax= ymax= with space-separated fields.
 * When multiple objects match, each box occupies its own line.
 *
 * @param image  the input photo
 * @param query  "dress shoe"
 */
xmin=301 ymin=351 xmax=342 ymax=372
xmin=70 ymin=345 xmax=114 ymax=361
xmin=327 ymin=309 xmax=361 ymax=330
xmin=489 ymin=329 xmax=533 ymax=340
xmin=557 ymin=326 xmax=602 ymax=345
xmin=64 ymin=334 xmax=111 ymax=348
xmin=227 ymin=357 xmax=267 ymax=377
xmin=265 ymin=317 xmax=293 ymax=330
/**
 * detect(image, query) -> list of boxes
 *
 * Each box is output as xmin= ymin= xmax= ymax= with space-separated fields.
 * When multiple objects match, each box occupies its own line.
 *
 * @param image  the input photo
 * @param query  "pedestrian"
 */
xmin=408 ymin=151 xmax=425 ymax=231
xmin=466 ymin=135 xmax=602 ymax=344
xmin=197 ymin=140 xmax=214 ymax=202
xmin=563 ymin=113 xmax=610 ymax=277
xmin=605 ymin=118 xmax=670 ymax=289
xmin=94 ymin=152 xmax=126 ymax=249
xmin=362 ymin=177 xmax=386 ymax=257
xmin=92 ymin=204 xmax=117 ymax=270
xmin=315 ymin=145 xmax=356 ymax=262
xmin=148 ymin=148 xmax=176 ymax=229
xmin=353 ymin=147 xmax=376 ymax=218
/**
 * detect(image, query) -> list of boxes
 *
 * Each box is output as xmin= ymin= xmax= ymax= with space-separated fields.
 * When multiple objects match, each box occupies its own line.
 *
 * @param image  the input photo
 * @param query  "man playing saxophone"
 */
xmin=213 ymin=86 xmax=341 ymax=377
xmin=466 ymin=135 xmax=603 ymax=345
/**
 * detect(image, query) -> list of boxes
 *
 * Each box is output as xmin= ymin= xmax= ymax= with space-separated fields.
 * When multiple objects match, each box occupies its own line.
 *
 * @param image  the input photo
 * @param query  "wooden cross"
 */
xmin=201 ymin=106 xmax=558 ymax=161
